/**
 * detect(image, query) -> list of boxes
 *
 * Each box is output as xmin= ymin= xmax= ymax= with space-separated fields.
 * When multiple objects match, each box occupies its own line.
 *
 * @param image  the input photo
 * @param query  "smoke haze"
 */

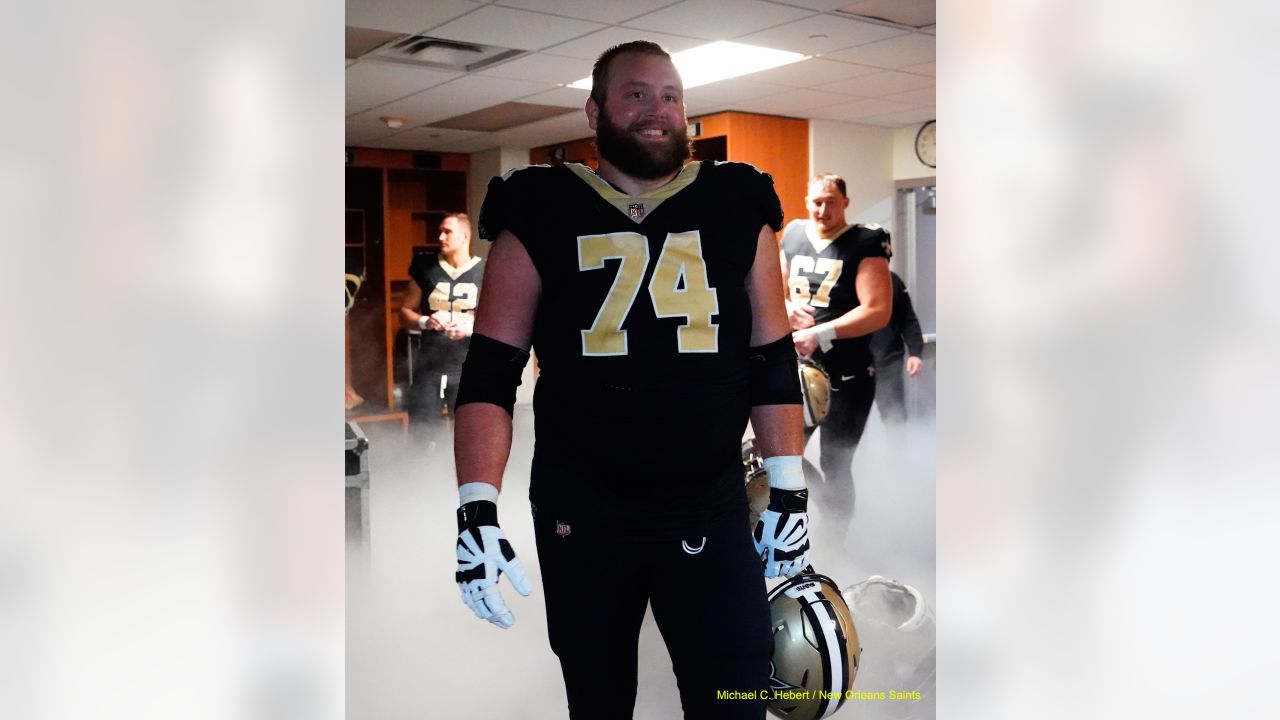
xmin=347 ymin=404 xmax=935 ymax=719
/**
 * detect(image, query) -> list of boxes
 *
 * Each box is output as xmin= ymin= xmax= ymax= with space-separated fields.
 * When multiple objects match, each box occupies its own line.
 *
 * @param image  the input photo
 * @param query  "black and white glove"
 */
xmin=455 ymin=487 xmax=531 ymax=629
xmin=752 ymin=456 xmax=811 ymax=579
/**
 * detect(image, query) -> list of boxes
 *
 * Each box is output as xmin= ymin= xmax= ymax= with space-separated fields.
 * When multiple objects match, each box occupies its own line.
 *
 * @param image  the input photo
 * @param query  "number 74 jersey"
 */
xmin=479 ymin=160 xmax=783 ymax=389
xmin=477 ymin=160 xmax=784 ymax=480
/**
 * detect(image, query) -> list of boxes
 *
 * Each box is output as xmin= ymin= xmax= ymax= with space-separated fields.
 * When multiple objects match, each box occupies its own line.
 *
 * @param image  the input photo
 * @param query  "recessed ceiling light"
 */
xmin=568 ymin=41 xmax=807 ymax=92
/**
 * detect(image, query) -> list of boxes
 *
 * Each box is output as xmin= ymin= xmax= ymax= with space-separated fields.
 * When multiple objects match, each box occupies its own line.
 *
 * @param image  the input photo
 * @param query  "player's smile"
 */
xmin=633 ymin=125 xmax=669 ymax=141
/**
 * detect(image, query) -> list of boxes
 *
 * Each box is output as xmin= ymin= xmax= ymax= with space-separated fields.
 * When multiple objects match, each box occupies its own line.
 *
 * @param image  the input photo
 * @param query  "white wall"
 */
xmin=467 ymin=145 xmax=538 ymax=404
xmin=893 ymin=122 xmax=936 ymax=181
xmin=467 ymin=145 xmax=530 ymax=259
xmin=808 ymin=120 xmax=896 ymax=234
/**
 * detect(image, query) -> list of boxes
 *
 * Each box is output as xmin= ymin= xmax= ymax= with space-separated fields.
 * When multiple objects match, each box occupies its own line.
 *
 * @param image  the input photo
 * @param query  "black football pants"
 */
xmin=533 ymin=508 xmax=772 ymax=720
xmin=874 ymin=360 xmax=908 ymax=424
xmin=815 ymin=372 xmax=877 ymax=519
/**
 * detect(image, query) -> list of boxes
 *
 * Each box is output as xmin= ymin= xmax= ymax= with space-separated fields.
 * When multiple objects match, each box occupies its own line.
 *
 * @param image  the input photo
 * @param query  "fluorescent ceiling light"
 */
xmin=568 ymin=41 xmax=807 ymax=91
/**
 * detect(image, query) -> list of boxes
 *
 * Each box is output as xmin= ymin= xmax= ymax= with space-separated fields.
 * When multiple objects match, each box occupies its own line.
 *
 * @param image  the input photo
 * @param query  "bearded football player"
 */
xmin=451 ymin=41 xmax=811 ymax=719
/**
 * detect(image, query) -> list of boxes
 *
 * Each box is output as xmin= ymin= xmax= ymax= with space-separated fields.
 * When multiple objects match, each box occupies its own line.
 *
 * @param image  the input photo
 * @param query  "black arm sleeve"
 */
xmin=748 ymin=335 xmax=802 ymax=406
xmin=898 ymin=288 xmax=926 ymax=357
xmin=476 ymin=175 xmax=510 ymax=242
xmin=721 ymin=162 xmax=784 ymax=233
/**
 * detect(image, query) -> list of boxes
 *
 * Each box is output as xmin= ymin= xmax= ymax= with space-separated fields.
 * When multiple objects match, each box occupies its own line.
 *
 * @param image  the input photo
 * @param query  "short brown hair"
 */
xmin=809 ymin=173 xmax=847 ymax=197
xmin=442 ymin=212 xmax=471 ymax=236
xmin=590 ymin=40 xmax=673 ymax=107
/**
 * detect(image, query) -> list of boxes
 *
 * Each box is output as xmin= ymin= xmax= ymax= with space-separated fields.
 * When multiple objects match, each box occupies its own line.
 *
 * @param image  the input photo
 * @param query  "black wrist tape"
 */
xmin=767 ymin=487 xmax=808 ymax=513
xmin=457 ymin=500 xmax=498 ymax=531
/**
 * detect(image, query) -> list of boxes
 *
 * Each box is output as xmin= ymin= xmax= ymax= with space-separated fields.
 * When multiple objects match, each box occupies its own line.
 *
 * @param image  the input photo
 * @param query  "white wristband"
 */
xmin=763 ymin=455 xmax=805 ymax=491
xmin=418 ymin=314 xmax=430 ymax=331
xmin=458 ymin=481 xmax=499 ymax=505
xmin=813 ymin=322 xmax=837 ymax=352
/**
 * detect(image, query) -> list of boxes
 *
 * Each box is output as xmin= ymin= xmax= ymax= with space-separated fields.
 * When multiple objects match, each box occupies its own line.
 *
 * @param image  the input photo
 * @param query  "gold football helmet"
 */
xmin=344 ymin=272 xmax=364 ymax=316
xmin=766 ymin=571 xmax=861 ymax=720
xmin=798 ymin=361 xmax=831 ymax=428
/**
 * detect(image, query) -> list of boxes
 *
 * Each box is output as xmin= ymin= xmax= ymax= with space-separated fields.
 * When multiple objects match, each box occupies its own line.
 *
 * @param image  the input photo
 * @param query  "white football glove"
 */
xmin=752 ymin=456 xmax=810 ymax=579
xmin=455 ymin=499 xmax=532 ymax=629
xmin=754 ymin=489 xmax=811 ymax=579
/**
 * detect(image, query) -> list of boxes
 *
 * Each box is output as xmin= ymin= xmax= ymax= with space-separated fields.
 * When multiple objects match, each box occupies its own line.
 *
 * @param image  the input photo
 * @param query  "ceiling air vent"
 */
xmin=367 ymin=34 xmax=527 ymax=72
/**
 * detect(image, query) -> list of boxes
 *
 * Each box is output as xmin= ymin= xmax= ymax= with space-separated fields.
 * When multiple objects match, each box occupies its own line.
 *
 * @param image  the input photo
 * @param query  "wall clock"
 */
xmin=914 ymin=120 xmax=936 ymax=168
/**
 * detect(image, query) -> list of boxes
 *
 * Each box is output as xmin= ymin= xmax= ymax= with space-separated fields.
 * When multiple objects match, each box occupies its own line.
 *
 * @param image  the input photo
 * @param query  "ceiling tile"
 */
xmin=544 ymin=27 xmax=706 ymax=60
xmin=850 ymin=117 xmax=902 ymax=127
xmin=624 ymin=0 xmax=814 ymax=41
xmin=740 ymin=57 xmax=882 ymax=89
xmin=437 ymin=134 xmax=507 ymax=154
xmin=345 ymin=62 xmax=463 ymax=115
xmin=346 ymin=26 xmax=399 ymax=59
xmin=837 ymin=0 xmax=935 ymax=29
xmin=521 ymin=85 xmax=591 ymax=109
xmin=904 ymin=61 xmax=934 ymax=77
xmin=345 ymin=121 xmax=400 ymax=145
xmin=804 ymin=96 xmax=914 ymax=121
xmin=822 ymin=32 xmax=934 ymax=69
xmin=491 ymin=111 xmax=595 ymax=147
xmin=344 ymin=0 xmax=944 ymax=150
xmin=733 ymin=87 xmax=859 ymax=115
xmin=773 ymin=0 xmax=853 ymax=9
xmin=884 ymin=86 xmax=934 ymax=105
xmin=862 ymin=106 xmax=935 ymax=126
xmin=345 ymin=0 xmax=480 ymax=35
xmin=429 ymin=5 xmax=605 ymax=51
xmin=429 ymin=102 xmax=577 ymax=132
xmin=735 ymin=14 xmax=909 ymax=55
xmin=684 ymin=77 xmax=792 ymax=115
xmin=495 ymin=0 xmax=679 ymax=25
xmin=476 ymin=52 xmax=592 ymax=84
xmin=815 ymin=69 xmax=933 ymax=98
xmin=363 ymin=126 xmax=490 ymax=151
xmin=371 ymin=75 xmax=559 ymax=125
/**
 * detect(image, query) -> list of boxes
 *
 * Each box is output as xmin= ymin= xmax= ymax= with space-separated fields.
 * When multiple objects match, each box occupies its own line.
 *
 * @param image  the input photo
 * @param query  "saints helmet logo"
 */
xmin=767 ymin=660 xmax=802 ymax=694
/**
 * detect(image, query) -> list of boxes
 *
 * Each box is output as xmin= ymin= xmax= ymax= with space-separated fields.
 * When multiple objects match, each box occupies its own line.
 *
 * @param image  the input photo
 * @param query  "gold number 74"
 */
xmin=577 ymin=231 xmax=720 ymax=356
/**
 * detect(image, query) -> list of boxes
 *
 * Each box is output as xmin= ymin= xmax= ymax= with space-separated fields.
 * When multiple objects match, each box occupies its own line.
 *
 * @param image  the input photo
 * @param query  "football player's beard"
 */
xmin=595 ymin=109 xmax=692 ymax=181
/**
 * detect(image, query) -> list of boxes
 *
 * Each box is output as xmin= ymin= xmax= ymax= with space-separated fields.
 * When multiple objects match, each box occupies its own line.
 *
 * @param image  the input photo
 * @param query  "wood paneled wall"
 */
xmin=689 ymin=112 xmax=810 ymax=228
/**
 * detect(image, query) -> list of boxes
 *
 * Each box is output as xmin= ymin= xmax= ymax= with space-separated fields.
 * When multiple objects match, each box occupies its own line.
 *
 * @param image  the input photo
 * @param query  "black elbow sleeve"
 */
xmin=748 ymin=335 xmax=802 ymax=406
xmin=455 ymin=333 xmax=531 ymax=415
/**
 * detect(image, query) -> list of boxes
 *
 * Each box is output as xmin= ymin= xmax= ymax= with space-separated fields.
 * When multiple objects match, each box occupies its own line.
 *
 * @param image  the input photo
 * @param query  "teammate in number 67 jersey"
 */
xmin=780 ymin=173 xmax=893 ymax=530
xmin=449 ymin=41 xmax=810 ymax=720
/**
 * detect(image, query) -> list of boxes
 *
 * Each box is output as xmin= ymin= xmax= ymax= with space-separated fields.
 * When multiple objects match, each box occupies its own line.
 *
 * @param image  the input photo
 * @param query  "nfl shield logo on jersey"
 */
xmin=556 ymin=521 xmax=572 ymax=538
xmin=628 ymin=202 xmax=645 ymax=221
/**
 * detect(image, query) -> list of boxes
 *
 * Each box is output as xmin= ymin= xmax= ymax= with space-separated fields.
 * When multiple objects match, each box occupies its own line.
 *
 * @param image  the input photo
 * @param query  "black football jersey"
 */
xmin=479 ymin=161 xmax=783 ymax=523
xmin=780 ymin=219 xmax=892 ymax=376
xmin=408 ymin=254 xmax=484 ymax=372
